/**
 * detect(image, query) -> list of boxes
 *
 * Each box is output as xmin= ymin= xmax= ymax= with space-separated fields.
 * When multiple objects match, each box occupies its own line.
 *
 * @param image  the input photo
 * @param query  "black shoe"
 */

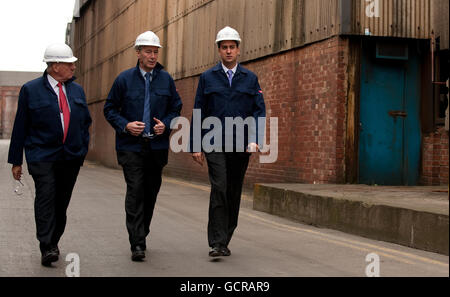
xmin=41 ymin=249 xmax=59 ymax=267
xmin=221 ymin=247 xmax=231 ymax=256
xmin=209 ymin=246 xmax=224 ymax=258
xmin=131 ymin=246 xmax=146 ymax=262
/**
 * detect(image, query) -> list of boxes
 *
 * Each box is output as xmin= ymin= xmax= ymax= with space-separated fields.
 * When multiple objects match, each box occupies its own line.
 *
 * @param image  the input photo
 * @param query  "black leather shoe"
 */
xmin=209 ymin=246 xmax=224 ymax=257
xmin=131 ymin=246 xmax=146 ymax=261
xmin=221 ymin=247 xmax=231 ymax=256
xmin=41 ymin=250 xmax=59 ymax=267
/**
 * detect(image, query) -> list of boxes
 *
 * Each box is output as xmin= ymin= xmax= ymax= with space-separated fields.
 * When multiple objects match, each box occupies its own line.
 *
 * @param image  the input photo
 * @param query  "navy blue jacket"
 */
xmin=104 ymin=62 xmax=182 ymax=152
xmin=8 ymin=71 xmax=92 ymax=165
xmin=190 ymin=63 xmax=266 ymax=152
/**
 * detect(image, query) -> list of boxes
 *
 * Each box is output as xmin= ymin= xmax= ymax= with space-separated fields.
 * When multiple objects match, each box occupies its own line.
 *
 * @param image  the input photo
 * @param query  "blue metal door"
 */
xmin=359 ymin=40 xmax=421 ymax=185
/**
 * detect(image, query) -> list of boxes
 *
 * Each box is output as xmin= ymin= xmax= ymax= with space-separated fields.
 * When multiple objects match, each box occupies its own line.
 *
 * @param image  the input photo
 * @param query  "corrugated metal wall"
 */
xmin=431 ymin=0 xmax=449 ymax=50
xmin=350 ymin=0 xmax=432 ymax=39
xmin=346 ymin=0 xmax=448 ymax=49
xmin=73 ymin=0 xmax=341 ymax=104
xmin=72 ymin=0 xmax=446 ymax=104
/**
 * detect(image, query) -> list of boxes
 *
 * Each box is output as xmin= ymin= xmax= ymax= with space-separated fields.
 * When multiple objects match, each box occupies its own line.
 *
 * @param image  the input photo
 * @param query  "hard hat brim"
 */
xmin=135 ymin=44 xmax=163 ymax=49
xmin=215 ymin=38 xmax=241 ymax=44
xmin=43 ymin=56 xmax=78 ymax=63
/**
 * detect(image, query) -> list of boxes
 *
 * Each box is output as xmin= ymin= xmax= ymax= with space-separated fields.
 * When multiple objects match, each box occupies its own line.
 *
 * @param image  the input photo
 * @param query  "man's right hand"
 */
xmin=192 ymin=153 xmax=205 ymax=166
xmin=12 ymin=165 xmax=22 ymax=181
xmin=126 ymin=121 xmax=146 ymax=137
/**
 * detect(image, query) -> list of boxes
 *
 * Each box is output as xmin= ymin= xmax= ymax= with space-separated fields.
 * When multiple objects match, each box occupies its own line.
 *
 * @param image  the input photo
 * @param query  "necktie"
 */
xmin=227 ymin=69 xmax=233 ymax=87
xmin=57 ymin=82 xmax=70 ymax=143
xmin=143 ymin=72 xmax=152 ymax=134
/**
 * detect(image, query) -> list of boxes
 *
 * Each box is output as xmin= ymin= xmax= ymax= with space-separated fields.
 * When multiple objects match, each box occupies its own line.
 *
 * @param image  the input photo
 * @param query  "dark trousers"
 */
xmin=117 ymin=149 xmax=168 ymax=251
xmin=27 ymin=160 xmax=81 ymax=253
xmin=205 ymin=152 xmax=250 ymax=248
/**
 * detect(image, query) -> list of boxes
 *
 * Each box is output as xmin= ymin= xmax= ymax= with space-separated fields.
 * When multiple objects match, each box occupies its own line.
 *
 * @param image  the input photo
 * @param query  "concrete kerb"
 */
xmin=253 ymin=183 xmax=449 ymax=255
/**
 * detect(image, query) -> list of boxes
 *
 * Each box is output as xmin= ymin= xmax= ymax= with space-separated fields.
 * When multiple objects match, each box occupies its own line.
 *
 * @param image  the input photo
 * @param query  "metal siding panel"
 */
xmin=243 ymin=0 xmax=258 ymax=61
xmin=431 ymin=0 xmax=449 ymax=50
xmin=198 ymin=6 xmax=207 ymax=73
xmin=261 ymin=0 xmax=274 ymax=58
xmin=207 ymin=0 xmax=218 ymax=70
xmin=183 ymin=7 xmax=194 ymax=78
xmin=166 ymin=16 xmax=176 ymax=75
xmin=74 ymin=0 xmax=344 ymax=93
xmin=281 ymin=0 xmax=293 ymax=52
xmin=354 ymin=0 xmax=432 ymax=39
xmin=304 ymin=0 xmax=338 ymax=44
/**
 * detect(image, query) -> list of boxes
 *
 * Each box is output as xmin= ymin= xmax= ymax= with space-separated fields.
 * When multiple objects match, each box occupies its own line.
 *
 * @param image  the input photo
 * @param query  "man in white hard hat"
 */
xmin=190 ymin=26 xmax=266 ymax=257
xmin=104 ymin=31 xmax=182 ymax=261
xmin=8 ymin=43 xmax=92 ymax=266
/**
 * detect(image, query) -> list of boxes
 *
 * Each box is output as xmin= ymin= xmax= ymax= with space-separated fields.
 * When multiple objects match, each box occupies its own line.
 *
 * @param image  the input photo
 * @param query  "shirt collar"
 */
xmin=139 ymin=67 xmax=153 ymax=78
xmin=221 ymin=63 xmax=238 ymax=75
xmin=47 ymin=74 xmax=60 ymax=89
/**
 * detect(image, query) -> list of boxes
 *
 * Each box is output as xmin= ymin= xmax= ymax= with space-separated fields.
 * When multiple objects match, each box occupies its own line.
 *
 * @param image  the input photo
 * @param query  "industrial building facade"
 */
xmin=67 ymin=0 xmax=449 ymax=186
xmin=0 ymin=71 xmax=42 ymax=139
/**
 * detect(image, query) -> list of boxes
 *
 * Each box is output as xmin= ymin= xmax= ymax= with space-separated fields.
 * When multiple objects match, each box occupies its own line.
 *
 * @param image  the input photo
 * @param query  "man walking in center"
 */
xmin=104 ymin=31 xmax=182 ymax=261
xmin=191 ymin=26 xmax=266 ymax=257
xmin=8 ymin=43 xmax=92 ymax=267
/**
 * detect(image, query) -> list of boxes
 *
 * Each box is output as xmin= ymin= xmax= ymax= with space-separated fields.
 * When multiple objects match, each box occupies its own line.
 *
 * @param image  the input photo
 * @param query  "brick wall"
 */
xmin=165 ymin=36 xmax=349 ymax=187
xmin=421 ymin=127 xmax=449 ymax=185
xmin=0 ymin=86 xmax=20 ymax=139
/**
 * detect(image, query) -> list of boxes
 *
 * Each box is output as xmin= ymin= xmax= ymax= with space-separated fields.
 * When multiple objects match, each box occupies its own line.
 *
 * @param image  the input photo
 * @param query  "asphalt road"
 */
xmin=0 ymin=140 xmax=448 ymax=277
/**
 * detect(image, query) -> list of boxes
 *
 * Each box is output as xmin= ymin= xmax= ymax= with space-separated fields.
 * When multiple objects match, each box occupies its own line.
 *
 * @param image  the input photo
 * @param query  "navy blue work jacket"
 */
xmin=8 ymin=71 xmax=92 ymax=165
xmin=190 ymin=63 xmax=266 ymax=152
xmin=104 ymin=62 xmax=182 ymax=152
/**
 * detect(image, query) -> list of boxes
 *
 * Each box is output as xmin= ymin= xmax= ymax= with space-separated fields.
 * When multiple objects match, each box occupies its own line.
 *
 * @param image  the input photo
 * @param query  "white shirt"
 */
xmin=222 ymin=63 xmax=238 ymax=80
xmin=47 ymin=74 xmax=71 ymax=130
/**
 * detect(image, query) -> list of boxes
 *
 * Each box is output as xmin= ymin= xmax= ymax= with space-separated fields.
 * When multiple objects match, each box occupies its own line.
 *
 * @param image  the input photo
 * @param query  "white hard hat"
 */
xmin=43 ymin=43 xmax=77 ymax=63
xmin=135 ymin=31 xmax=162 ymax=49
xmin=215 ymin=26 xmax=241 ymax=45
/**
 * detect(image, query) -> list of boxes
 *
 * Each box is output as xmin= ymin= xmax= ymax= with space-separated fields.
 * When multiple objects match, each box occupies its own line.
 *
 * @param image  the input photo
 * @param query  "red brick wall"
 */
xmin=0 ymin=86 xmax=20 ymax=139
xmin=165 ymin=36 xmax=349 ymax=187
xmin=421 ymin=127 xmax=449 ymax=186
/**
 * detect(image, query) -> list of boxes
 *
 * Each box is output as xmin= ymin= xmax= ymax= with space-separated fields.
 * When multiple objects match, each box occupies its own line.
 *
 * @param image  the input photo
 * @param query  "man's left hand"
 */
xmin=153 ymin=117 xmax=166 ymax=135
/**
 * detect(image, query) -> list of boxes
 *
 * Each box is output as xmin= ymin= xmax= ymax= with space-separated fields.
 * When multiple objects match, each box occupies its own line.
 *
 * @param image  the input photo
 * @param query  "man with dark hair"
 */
xmin=191 ymin=26 xmax=266 ymax=258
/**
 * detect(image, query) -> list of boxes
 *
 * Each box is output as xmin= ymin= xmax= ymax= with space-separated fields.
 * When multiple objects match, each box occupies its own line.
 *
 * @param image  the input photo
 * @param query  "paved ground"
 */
xmin=0 ymin=140 xmax=448 ymax=277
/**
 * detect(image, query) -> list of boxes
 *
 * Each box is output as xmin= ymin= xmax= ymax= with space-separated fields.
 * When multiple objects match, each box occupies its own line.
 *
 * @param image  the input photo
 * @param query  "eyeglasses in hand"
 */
xmin=14 ymin=179 xmax=24 ymax=196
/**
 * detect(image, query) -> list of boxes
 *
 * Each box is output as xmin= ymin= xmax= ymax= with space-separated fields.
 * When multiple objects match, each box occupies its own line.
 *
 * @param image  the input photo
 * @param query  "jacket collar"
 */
xmin=212 ymin=63 xmax=223 ymax=72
